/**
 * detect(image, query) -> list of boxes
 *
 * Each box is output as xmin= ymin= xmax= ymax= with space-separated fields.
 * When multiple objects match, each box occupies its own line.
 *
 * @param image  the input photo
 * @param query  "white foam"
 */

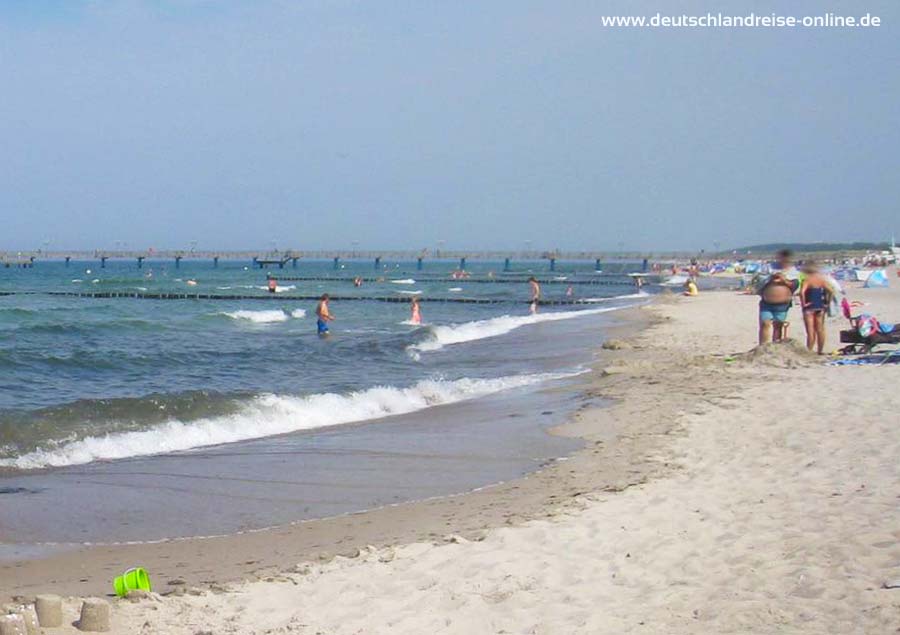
xmin=662 ymin=275 xmax=688 ymax=287
xmin=255 ymin=284 xmax=296 ymax=293
xmin=578 ymin=291 xmax=649 ymax=303
xmin=410 ymin=304 xmax=637 ymax=353
xmin=4 ymin=372 xmax=572 ymax=469
xmin=390 ymin=279 xmax=416 ymax=284
xmin=396 ymin=290 xmax=422 ymax=295
xmin=222 ymin=309 xmax=305 ymax=323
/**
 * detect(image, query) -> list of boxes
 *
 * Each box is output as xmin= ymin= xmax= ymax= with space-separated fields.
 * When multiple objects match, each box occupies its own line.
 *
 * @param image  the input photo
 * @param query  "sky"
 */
xmin=0 ymin=0 xmax=897 ymax=253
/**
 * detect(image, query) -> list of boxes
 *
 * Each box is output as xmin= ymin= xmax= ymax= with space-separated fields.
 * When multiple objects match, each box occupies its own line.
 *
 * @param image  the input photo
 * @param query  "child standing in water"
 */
xmin=409 ymin=296 xmax=422 ymax=325
xmin=315 ymin=294 xmax=334 ymax=336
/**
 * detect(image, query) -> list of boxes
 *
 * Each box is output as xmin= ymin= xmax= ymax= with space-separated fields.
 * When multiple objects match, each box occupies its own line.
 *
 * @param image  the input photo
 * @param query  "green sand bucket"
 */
xmin=113 ymin=567 xmax=152 ymax=597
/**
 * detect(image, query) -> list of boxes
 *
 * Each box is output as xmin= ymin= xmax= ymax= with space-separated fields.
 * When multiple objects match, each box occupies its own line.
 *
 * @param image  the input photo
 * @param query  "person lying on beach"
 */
xmin=800 ymin=261 xmax=833 ymax=354
xmin=755 ymin=249 xmax=800 ymax=344
xmin=315 ymin=294 xmax=334 ymax=335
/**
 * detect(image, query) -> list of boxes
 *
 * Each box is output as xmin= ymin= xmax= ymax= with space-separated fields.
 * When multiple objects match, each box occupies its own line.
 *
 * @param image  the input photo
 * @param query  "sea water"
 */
xmin=0 ymin=259 xmax=648 ymax=544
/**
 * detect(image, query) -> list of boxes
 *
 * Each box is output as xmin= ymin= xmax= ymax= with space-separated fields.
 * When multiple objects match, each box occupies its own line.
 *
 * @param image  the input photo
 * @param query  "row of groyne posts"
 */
xmin=0 ymin=251 xmax=671 ymax=272
xmin=3 ymin=290 xmax=642 ymax=305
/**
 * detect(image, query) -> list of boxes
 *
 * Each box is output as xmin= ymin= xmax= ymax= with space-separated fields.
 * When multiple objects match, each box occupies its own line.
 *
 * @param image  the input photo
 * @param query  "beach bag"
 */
xmin=858 ymin=315 xmax=880 ymax=338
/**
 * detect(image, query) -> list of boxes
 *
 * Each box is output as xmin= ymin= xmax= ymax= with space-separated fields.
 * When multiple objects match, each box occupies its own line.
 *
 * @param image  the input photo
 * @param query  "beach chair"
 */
xmin=840 ymin=297 xmax=862 ymax=328
xmin=839 ymin=299 xmax=900 ymax=354
xmin=840 ymin=328 xmax=900 ymax=353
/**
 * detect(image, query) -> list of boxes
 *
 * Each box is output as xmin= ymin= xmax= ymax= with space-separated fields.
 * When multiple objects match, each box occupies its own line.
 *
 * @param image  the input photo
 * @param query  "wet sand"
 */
xmin=0 ymin=387 xmax=581 ymax=546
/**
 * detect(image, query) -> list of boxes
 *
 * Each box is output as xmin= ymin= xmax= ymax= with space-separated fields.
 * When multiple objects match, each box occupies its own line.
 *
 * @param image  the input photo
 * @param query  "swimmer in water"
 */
xmin=315 ymin=294 xmax=334 ymax=335
xmin=267 ymin=278 xmax=278 ymax=293
xmin=528 ymin=277 xmax=541 ymax=314
xmin=353 ymin=276 xmax=363 ymax=288
xmin=409 ymin=296 xmax=422 ymax=325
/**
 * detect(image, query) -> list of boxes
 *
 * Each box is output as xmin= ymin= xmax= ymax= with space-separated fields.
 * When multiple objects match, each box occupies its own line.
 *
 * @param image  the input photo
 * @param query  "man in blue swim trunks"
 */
xmin=315 ymin=293 xmax=334 ymax=335
xmin=757 ymin=249 xmax=799 ymax=344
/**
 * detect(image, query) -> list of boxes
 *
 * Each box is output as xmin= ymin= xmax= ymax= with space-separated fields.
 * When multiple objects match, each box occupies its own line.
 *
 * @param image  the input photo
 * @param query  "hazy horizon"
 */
xmin=1 ymin=1 xmax=898 ymax=252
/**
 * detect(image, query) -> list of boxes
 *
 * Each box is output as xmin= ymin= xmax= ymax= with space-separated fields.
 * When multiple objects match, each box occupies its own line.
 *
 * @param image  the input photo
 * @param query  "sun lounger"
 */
xmin=839 ymin=327 xmax=900 ymax=353
xmin=838 ymin=296 xmax=900 ymax=353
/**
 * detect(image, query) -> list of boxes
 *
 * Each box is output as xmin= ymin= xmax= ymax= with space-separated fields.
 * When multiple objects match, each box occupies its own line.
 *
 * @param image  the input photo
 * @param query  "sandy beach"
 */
xmin=6 ymin=272 xmax=900 ymax=633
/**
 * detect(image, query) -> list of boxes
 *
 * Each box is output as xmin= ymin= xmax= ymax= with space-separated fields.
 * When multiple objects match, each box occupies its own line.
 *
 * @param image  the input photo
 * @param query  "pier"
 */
xmin=0 ymin=255 xmax=35 ymax=268
xmin=1 ymin=249 xmax=687 ymax=271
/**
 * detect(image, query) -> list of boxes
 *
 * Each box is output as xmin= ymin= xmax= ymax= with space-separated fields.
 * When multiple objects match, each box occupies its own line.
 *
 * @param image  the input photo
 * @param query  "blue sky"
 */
xmin=0 ymin=0 xmax=897 ymax=251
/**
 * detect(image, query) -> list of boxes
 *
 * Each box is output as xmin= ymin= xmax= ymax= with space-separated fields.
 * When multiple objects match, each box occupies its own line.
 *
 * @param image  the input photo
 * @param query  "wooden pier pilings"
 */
xmin=2 ymin=248 xmax=688 ymax=271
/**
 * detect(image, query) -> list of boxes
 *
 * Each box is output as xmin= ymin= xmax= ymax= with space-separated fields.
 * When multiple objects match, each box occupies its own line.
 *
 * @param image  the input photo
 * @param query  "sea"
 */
xmin=0 ymin=258 xmax=649 ymax=550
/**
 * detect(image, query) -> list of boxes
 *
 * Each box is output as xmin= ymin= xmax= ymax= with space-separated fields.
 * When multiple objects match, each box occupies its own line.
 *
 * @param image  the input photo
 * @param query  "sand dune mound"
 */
xmin=737 ymin=339 xmax=820 ymax=368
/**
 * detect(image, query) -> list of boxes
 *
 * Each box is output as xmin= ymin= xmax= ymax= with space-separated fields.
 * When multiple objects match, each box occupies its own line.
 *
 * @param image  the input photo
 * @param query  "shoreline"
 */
xmin=1 ymin=304 xmax=656 ymax=597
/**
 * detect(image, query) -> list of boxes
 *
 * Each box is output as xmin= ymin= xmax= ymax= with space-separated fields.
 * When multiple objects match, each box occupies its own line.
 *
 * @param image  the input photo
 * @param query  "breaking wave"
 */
xmin=410 ymin=304 xmax=637 ymax=353
xmin=2 ymin=372 xmax=572 ymax=469
xmin=221 ymin=309 xmax=306 ymax=323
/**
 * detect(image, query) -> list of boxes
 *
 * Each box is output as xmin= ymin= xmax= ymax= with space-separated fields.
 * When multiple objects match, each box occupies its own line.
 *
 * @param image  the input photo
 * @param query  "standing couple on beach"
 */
xmin=756 ymin=249 xmax=833 ymax=353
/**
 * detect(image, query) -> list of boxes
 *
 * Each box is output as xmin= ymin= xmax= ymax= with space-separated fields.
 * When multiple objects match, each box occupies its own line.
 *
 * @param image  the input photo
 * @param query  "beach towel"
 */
xmin=829 ymin=354 xmax=900 ymax=366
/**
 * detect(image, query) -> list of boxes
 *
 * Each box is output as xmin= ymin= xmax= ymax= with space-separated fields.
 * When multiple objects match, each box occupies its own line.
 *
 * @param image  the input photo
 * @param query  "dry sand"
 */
xmin=7 ymin=271 xmax=900 ymax=633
